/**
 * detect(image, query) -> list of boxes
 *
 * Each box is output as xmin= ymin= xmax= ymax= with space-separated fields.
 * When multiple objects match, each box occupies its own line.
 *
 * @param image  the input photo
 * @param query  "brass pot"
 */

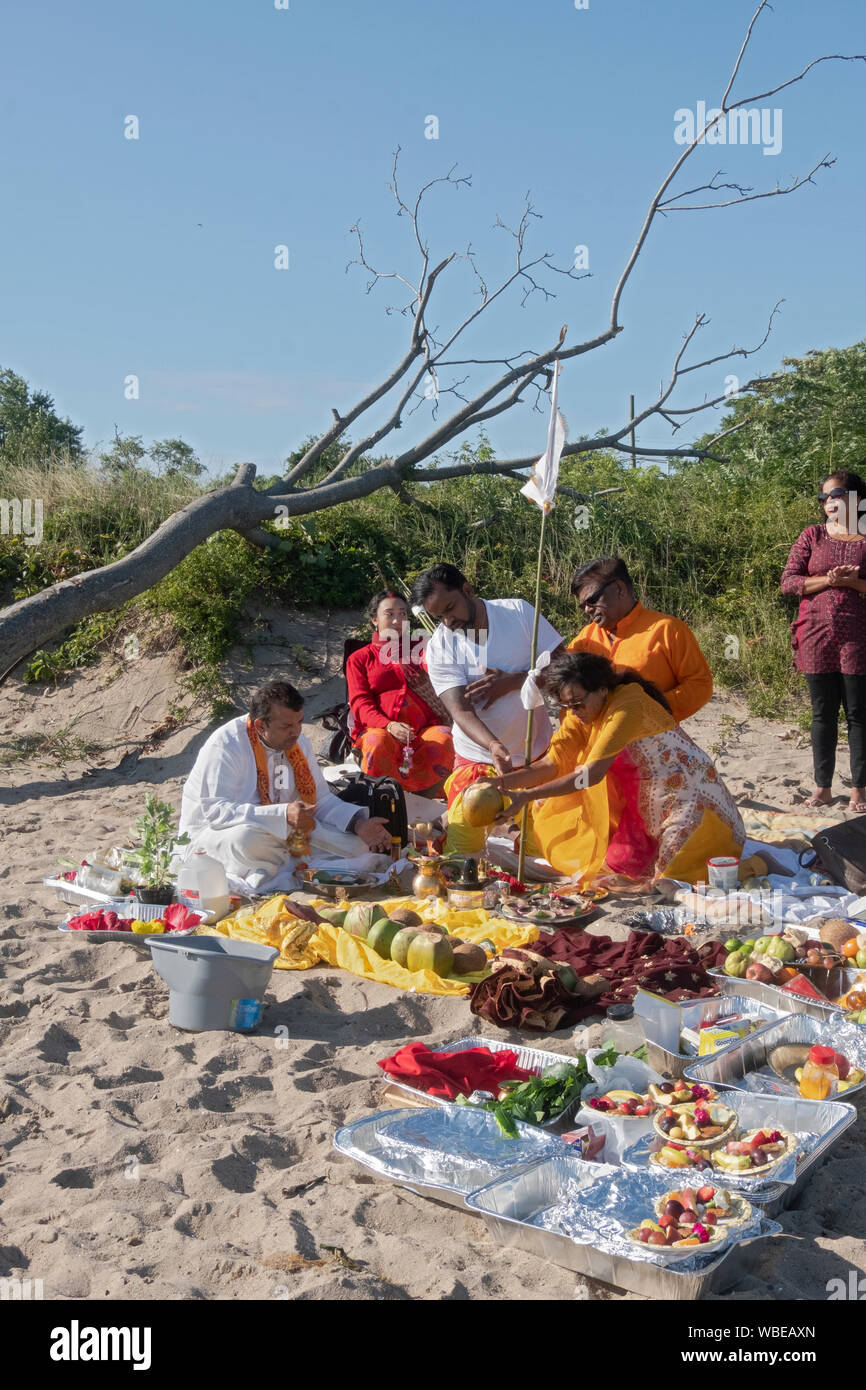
xmin=412 ymin=857 xmax=446 ymax=899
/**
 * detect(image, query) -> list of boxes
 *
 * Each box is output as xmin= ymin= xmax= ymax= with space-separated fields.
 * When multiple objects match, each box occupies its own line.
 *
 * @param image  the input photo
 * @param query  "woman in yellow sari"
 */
xmin=491 ymin=652 xmax=744 ymax=886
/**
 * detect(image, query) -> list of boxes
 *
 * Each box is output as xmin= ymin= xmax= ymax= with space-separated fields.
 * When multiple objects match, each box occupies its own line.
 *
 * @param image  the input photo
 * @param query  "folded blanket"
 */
xmin=469 ymin=930 xmax=727 ymax=1032
xmin=378 ymin=1040 xmax=533 ymax=1100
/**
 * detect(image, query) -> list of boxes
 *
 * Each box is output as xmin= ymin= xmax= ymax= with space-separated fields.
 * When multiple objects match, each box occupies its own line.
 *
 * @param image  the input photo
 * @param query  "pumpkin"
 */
xmin=406 ymin=930 xmax=454 ymax=977
xmin=344 ymin=902 xmax=389 ymax=940
xmin=366 ymin=918 xmax=402 ymax=959
xmin=390 ymin=926 xmax=422 ymax=968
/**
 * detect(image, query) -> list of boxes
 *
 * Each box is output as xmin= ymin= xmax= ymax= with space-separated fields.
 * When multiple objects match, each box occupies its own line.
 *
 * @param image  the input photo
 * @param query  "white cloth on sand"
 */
xmin=179 ymin=716 xmax=389 ymax=892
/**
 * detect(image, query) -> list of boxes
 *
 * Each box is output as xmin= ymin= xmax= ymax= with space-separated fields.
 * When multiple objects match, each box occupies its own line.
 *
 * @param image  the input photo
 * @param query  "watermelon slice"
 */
xmin=781 ymin=974 xmax=830 ymax=1002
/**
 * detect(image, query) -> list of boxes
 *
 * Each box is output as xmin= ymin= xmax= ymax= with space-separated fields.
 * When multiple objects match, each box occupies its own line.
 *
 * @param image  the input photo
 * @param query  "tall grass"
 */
xmin=0 ymin=449 xmax=815 ymax=720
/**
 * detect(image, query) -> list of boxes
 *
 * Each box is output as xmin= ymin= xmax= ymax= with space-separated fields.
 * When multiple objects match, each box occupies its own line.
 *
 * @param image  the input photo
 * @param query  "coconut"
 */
xmin=389 ymin=907 xmax=423 ymax=929
xmin=390 ymin=926 xmax=422 ymax=968
xmin=316 ymin=906 xmax=348 ymax=929
xmin=819 ymin=919 xmax=857 ymax=953
xmin=406 ymin=930 xmax=455 ymax=977
xmin=366 ymin=918 xmax=402 ymax=959
xmin=461 ymin=782 xmax=507 ymax=828
xmin=343 ymin=902 xmax=389 ymax=940
xmin=450 ymin=941 xmax=488 ymax=975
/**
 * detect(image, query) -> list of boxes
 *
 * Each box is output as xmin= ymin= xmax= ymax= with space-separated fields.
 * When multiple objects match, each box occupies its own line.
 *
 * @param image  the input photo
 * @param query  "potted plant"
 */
xmin=130 ymin=794 xmax=189 ymax=904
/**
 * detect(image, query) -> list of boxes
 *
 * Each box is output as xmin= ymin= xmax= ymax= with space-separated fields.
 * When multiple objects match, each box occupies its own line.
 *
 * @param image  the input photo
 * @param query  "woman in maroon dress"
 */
xmin=781 ymin=470 xmax=866 ymax=811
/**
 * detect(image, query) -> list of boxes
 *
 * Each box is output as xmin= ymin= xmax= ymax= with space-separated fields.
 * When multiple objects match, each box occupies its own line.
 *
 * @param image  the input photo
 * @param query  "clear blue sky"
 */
xmin=1 ymin=0 xmax=864 ymax=476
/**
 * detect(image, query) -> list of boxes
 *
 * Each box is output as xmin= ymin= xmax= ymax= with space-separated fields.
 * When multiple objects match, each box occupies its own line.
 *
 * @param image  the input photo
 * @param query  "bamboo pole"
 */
xmin=516 ymin=505 xmax=549 ymax=883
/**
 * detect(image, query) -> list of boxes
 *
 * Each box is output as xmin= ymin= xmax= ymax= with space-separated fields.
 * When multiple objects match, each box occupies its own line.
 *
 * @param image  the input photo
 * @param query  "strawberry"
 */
xmin=635 ymin=1103 xmax=652 ymax=1116
xmin=665 ymin=1106 xmax=676 ymax=1118
xmin=696 ymin=1185 xmax=716 ymax=1204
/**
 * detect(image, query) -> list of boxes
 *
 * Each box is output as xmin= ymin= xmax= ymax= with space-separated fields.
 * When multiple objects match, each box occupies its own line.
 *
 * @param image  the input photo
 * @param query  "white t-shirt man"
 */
xmin=425 ymin=598 xmax=563 ymax=764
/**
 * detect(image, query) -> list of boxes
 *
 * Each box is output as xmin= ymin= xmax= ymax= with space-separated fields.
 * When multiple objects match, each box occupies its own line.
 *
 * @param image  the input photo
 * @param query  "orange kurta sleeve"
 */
xmin=658 ymin=617 xmax=713 ymax=722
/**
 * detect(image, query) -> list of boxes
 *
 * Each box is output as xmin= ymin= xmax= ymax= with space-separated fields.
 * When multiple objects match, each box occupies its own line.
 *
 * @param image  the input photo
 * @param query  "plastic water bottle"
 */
xmin=176 ymin=850 xmax=231 ymax=921
xmin=599 ymin=1003 xmax=646 ymax=1056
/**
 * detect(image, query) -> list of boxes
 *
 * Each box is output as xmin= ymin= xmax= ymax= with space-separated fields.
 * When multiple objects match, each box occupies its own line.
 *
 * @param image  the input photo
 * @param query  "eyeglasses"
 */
xmin=818 ymin=487 xmax=849 ymax=503
xmin=578 ymin=578 xmax=616 ymax=612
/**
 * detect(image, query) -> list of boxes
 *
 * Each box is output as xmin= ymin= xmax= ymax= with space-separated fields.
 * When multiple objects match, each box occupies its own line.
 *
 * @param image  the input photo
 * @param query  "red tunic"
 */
xmin=781 ymin=524 xmax=866 ymax=675
xmin=346 ymin=638 xmax=440 ymax=738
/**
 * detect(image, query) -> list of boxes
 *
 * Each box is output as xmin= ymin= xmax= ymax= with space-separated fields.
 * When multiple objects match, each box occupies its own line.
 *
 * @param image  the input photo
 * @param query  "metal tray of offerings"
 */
xmin=645 ymin=995 xmax=793 ymax=1080
xmin=707 ymin=966 xmax=847 ymax=1024
xmin=59 ymin=899 xmax=212 ymax=941
xmin=683 ymin=1013 xmax=866 ymax=1105
xmin=379 ymin=1035 xmax=587 ymax=1130
xmin=620 ymin=1089 xmax=855 ymax=1217
xmin=464 ymin=1153 xmax=780 ymax=1299
xmin=332 ymin=1106 xmax=570 ymax=1208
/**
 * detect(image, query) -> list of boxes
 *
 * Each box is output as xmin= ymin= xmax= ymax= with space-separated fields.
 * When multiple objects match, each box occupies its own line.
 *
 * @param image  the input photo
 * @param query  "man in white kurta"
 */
xmin=179 ymin=681 xmax=392 ymax=892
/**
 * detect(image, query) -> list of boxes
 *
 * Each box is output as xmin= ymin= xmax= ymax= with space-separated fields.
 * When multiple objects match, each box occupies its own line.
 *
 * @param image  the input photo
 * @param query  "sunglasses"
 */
xmin=818 ymin=487 xmax=850 ymax=503
xmin=578 ymin=578 xmax=616 ymax=612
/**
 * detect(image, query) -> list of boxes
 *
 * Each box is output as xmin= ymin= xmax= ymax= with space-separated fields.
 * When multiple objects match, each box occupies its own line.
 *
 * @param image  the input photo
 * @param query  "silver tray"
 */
xmin=333 ymin=1106 xmax=569 ymax=1207
xmin=58 ymin=897 xmax=213 ymax=941
xmin=380 ymin=1035 xmax=586 ymax=1130
xmin=465 ymin=1154 xmax=780 ymax=1299
xmin=708 ymin=966 xmax=849 ymax=1024
xmin=684 ymin=1013 xmax=866 ymax=1105
xmin=620 ymin=1089 xmax=855 ymax=1216
xmin=645 ymin=995 xmax=792 ymax=1079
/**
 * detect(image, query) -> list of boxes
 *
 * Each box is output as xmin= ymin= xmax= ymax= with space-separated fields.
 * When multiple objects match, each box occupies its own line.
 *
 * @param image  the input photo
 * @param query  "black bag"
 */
xmin=317 ymin=702 xmax=355 ymax=765
xmin=337 ymin=775 xmax=409 ymax=846
xmin=810 ymin=816 xmax=866 ymax=893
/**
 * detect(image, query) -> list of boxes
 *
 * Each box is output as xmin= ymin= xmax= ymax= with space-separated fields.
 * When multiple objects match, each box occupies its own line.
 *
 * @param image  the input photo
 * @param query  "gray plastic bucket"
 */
xmin=146 ymin=935 xmax=279 ymax=1032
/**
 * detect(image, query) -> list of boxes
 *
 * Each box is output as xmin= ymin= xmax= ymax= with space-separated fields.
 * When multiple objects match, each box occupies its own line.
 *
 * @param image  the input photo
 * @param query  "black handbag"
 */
xmin=337 ymin=775 xmax=409 ymax=846
xmin=810 ymin=816 xmax=866 ymax=893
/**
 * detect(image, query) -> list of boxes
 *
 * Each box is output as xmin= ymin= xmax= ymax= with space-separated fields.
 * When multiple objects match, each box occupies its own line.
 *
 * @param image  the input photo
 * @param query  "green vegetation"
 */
xmin=2 ymin=341 xmax=865 ymax=721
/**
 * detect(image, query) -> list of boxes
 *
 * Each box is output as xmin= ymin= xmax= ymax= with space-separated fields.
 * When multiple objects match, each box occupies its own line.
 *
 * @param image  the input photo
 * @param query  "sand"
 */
xmin=2 ymin=628 xmax=865 ymax=1301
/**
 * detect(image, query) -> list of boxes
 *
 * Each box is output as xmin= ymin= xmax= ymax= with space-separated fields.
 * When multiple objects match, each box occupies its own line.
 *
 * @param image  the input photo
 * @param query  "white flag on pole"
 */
xmin=520 ymin=360 xmax=567 ymax=513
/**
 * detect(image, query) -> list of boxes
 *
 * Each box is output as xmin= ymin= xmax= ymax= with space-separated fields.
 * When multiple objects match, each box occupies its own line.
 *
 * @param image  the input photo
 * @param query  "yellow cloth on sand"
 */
xmin=309 ymin=895 xmax=539 ymax=996
xmin=196 ymin=896 xmax=322 ymax=970
xmin=197 ymin=893 xmax=539 ymax=990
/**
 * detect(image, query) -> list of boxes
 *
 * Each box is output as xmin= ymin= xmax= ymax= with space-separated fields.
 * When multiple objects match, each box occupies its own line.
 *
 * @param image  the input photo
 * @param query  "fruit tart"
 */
xmin=652 ymin=1101 xmax=737 ymax=1149
xmin=652 ymin=1185 xmax=751 ymax=1231
xmin=649 ymin=1144 xmax=718 ymax=1173
xmin=585 ymin=1088 xmax=655 ymax=1118
xmin=627 ymin=1212 xmax=727 ymax=1253
xmin=712 ymin=1127 xmax=796 ymax=1176
xmin=648 ymin=1079 xmax=717 ymax=1107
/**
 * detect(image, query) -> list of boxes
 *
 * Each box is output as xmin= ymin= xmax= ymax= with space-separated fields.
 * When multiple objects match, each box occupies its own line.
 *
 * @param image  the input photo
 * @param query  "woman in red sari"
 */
xmin=346 ymin=590 xmax=454 ymax=796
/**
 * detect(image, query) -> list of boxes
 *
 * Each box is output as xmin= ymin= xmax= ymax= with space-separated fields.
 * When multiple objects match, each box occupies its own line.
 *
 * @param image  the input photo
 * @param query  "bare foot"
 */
xmin=802 ymin=788 xmax=833 ymax=808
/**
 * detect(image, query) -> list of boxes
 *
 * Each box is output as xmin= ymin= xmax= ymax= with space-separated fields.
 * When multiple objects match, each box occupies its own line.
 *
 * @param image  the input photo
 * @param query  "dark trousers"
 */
xmin=804 ymin=672 xmax=866 ymax=787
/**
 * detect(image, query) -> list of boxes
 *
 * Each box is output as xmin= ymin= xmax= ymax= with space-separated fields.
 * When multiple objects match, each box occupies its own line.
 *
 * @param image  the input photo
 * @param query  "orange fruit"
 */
xmin=842 ymin=938 xmax=859 ymax=958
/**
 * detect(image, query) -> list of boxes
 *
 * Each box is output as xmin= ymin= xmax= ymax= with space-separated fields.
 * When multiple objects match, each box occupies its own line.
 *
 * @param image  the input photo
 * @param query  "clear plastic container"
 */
xmin=600 ymin=1003 xmax=646 ymax=1056
xmin=79 ymin=861 xmax=123 ymax=896
xmin=175 ymin=850 xmax=230 ymax=921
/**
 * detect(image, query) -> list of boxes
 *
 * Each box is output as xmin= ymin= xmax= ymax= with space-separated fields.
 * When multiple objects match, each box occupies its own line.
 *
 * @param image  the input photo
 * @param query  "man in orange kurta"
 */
xmin=568 ymin=556 xmax=712 ymax=722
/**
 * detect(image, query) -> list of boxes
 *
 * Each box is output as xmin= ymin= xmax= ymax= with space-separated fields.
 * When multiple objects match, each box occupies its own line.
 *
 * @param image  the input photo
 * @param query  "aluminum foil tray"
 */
xmin=684 ymin=1013 xmax=866 ymax=1104
xmin=465 ymin=1153 xmax=780 ymax=1299
xmin=646 ymin=995 xmax=792 ymax=1079
xmin=620 ymin=1089 xmax=854 ymax=1216
xmin=333 ymin=1106 xmax=569 ymax=1207
xmin=380 ymin=1035 xmax=585 ymax=1130
xmin=625 ymin=907 xmax=704 ymax=937
xmin=707 ymin=967 xmax=848 ymax=1024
